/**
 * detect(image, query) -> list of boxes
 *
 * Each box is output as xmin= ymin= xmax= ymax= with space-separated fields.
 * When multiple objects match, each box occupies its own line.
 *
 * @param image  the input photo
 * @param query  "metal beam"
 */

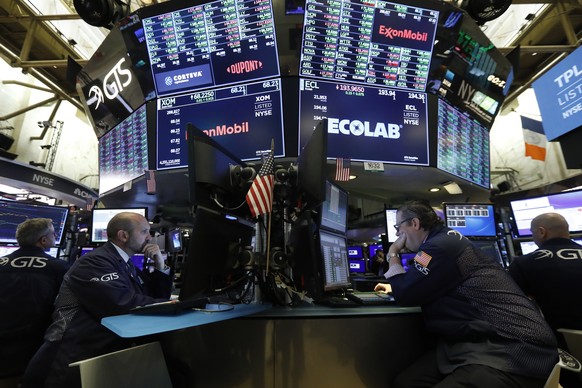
xmin=0 ymin=95 xmax=59 ymax=121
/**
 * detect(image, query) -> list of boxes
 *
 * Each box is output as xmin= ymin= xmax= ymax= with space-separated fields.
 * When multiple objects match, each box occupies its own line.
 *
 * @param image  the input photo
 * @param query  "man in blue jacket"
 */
xmin=375 ymin=200 xmax=558 ymax=388
xmin=0 ymin=218 xmax=70 ymax=387
xmin=23 ymin=212 xmax=173 ymax=388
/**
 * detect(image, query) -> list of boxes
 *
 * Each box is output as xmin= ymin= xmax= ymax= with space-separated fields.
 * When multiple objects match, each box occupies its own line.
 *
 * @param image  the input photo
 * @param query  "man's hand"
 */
xmin=142 ymin=243 xmax=165 ymax=270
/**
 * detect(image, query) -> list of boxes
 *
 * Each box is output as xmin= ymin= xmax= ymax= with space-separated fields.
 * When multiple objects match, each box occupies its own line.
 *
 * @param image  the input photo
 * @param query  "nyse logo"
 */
xmin=32 ymin=174 xmax=54 ymax=187
xmin=88 ymin=58 xmax=132 ymax=110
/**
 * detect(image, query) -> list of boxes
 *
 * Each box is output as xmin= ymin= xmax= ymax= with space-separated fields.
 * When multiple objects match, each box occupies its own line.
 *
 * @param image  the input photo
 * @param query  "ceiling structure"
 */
xmin=0 ymin=0 xmax=580 ymax=209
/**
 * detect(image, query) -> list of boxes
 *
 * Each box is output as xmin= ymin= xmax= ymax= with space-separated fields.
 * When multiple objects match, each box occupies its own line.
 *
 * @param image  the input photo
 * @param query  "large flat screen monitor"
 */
xmin=90 ymin=207 xmax=148 ymax=244
xmin=179 ymin=206 xmax=255 ymax=301
xmin=156 ymin=79 xmax=285 ymax=170
xmin=532 ymin=45 xmax=582 ymax=141
xmin=298 ymin=0 xmax=439 ymax=92
xmin=0 ymin=200 xmax=69 ymax=246
xmin=98 ymin=102 xmax=150 ymax=194
xmin=347 ymin=245 xmax=363 ymax=259
xmin=138 ymin=0 xmax=280 ymax=97
xmin=436 ymin=97 xmax=490 ymax=189
xmin=298 ymin=78 xmax=429 ymax=165
xmin=319 ymin=180 xmax=348 ymax=234
xmin=443 ymin=203 xmax=497 ymax=238
xmin=385 ymin=208 xmax=398 ymax=243
xmin=509 ymin=189 xmax=582 ymax=237
xmin=318 ymin=229 xmax=351 ymax=292
xmin=471 ymin=239 xmax=505 ymax=267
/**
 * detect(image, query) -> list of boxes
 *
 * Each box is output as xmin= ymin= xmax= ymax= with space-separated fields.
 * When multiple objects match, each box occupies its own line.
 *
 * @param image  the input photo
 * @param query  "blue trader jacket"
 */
xmin=22 ymin=242 xmax=173 ymax=388
xmin=388 ymin=224 xmax=558 ymax=381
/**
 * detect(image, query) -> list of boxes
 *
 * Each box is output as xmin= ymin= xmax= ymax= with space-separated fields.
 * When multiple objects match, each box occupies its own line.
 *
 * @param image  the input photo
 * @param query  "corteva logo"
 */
xmin=203 ymin=122 xmax=249 ymax=137
xmin=328 ymin=118 xmax=401 ymax=138
xmin=88 ymin=57 xmax=132 ymax=110
xmin=378 ymin=26 xmax=428 ymax=42
xmin=227 ymin=60 xmax=263 ymax=74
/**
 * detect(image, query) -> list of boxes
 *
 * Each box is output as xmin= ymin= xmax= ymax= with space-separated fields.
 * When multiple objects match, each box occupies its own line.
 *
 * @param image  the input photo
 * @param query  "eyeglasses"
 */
xmin=394 ymin=218 xmax=413 ymax=232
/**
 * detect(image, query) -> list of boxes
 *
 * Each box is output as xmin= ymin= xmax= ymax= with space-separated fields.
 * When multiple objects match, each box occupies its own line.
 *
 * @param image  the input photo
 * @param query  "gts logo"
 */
xmin=90 ymin=272 xmax=120 ymax=282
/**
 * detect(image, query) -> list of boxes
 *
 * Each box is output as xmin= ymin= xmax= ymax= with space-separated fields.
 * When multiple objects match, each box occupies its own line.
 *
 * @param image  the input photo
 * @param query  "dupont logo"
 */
xmin=227 ymin=60 xmax=263 ymax=74
xmin=378 ymin=26 xmax=428 ymax=42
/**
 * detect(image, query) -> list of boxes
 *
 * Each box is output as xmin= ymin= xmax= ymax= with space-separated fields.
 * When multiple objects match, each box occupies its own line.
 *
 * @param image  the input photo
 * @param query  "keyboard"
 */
xmin=129 ymin=297 xmax=209 ymax=315
xmin=315 ymin=296 xmax=359 ymax=307
xmin=345 ymin=291 xmax=395 ymax=305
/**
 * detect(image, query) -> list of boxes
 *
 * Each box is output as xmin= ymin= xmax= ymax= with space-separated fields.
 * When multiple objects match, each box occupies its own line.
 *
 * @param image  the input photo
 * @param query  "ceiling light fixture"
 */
xmin=442 ymin=181 xmax=463 ymax=194
xmin=429 ymin=187 xmax=441 ymax=192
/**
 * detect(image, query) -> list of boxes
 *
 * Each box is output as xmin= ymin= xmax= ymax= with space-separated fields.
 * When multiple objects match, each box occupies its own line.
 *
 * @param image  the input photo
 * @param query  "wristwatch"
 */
xmin=388 ymin=252 xmax=399 ymax=259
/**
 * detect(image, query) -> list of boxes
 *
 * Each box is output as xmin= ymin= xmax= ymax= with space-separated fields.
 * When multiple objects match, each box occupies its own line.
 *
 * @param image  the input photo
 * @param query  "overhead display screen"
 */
xmin=299 ymin=0 xmax=439 ymax=92
xmin=156 ymin=79 xmax=285 ymax=170
xmin=532 ymin=45 xmax=582 ymax=141
xmin=99 ymin=103 xmax=149 ymax=194
xmin=141 ymin=0 xmax=280 ymax=97
xmin=299 ymin=78 xmax=429 ymax=165
xmin=436 ymin=97 xmax=490 ymax=188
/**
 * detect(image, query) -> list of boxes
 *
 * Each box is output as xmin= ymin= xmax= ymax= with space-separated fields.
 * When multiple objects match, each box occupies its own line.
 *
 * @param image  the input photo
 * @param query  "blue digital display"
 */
xmin=299 ymin=79 xmax=428 ymax=164
xmin=444 ymin=203 xmax=497 ymax=238
xmin=532 ymin=45 xmax=582 ymax=141
xmin=156 ymin=79 xmax=285 ymax=169
xmin=348 ymin=259 xmax=366 ymax=273
xmin=141 ymin=0 xmax=280 ymax=97
xmin=347 ymin=245 xmax=363 ymax=259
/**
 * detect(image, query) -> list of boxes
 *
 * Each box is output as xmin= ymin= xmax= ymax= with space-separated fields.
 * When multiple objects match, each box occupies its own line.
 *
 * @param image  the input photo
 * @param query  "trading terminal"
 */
xmin=2 ymin=0 xmax=582 ymax=386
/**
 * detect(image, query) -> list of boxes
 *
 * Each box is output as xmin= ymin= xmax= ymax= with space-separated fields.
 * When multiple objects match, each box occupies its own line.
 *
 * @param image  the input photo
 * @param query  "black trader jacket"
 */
xmin=22 ymin=242 xmax=173 ymax=388
xmin=388 ymin=224 xmax=558 ymax=380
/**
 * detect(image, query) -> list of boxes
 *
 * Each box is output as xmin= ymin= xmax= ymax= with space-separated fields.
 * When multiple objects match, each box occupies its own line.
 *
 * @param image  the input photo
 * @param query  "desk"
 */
xmin=101 ymin=303 xmax=271 ymax=338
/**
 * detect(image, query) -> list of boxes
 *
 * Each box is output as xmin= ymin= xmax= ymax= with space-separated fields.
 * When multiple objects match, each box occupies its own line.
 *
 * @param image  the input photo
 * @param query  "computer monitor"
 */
xmin=0 ymin=245 xmax=18 ymax=256
xmin=185 ymin=123 xmax=251 ymax=218
xmin=79 ymin=246 xmax=147 ymax=270
xmin=90 ymin=207 xmax=148 ymax=244
xmin=384 ymin=208 xmax=398 ymax=243
xmin=166 ymin=228 xmax=183 ymax=253
xmin=0 ymin=199 xmax=70 ymax=246
xmin=179 ymin=206 xmax=255 ymax=301
xmin=368 ymin=244 xmax=383 ymax=258
xmin=348 ymin=259 xmax=366 ymax=274
xmin=319 ymin=180 xmax=348 ymax=234
xmin=509 ymin=189 xmax=582 ymax=237
xmin=295 ymin=120 xmax=328 ymax=211
xmin=347 ymin=245 xmax=363 ymax=259
xmin=518 ymin=241 xmax=538 ymax=255
xmin=318 ymin=229 xmax=351 ymax=292
xmin=443 ymin=203 xmax=497 ymax=238
xmin=471 ymin=239 xmax=505 ymax=267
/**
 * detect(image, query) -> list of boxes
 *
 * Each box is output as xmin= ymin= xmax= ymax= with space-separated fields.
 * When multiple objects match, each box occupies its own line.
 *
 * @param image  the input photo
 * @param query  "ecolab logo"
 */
xmin=88 ymin=58 xmax=132 ymax=110
xmin=227 ymin=60 xmax=263 ymax=74
xmin=378 ymin=26 xmax=428 ymax=42
xmin=328 ymin=118 xmax=401 ymax=138
xmin=203 ymin=122 xmax=249 ymax=137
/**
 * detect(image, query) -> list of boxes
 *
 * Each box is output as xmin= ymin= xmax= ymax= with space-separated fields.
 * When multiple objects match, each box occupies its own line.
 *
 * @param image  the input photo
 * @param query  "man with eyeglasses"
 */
xmin=0 ymin=218 xmax=70 ymax=388
xmin=374 ymin=200 xmax=558 ymax=388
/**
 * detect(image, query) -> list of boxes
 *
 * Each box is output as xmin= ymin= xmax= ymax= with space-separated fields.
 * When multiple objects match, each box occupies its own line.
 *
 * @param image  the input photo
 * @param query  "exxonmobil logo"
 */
xmin=203 ymin=122 xmax=249 ymax=137
xmin=227 ymin=60 xmax=263 ymax=74
xmin=378 ymin=26 xmax=428 ymax=42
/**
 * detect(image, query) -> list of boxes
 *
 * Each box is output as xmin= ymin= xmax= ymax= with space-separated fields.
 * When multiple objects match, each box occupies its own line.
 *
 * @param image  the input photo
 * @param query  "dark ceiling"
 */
xmin=0 ymin=0 xmax=580 ymax=210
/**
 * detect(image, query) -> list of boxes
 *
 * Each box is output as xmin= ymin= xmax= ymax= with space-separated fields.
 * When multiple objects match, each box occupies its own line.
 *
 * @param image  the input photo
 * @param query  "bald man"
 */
xmin=509 ymin=212 xmax=582 ymax=337
xmin=23 ymin=212 xmax=173 ymax=388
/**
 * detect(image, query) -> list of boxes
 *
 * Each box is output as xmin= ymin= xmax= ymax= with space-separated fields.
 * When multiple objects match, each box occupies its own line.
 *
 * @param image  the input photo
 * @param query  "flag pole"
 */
xmin=264 ymin=139 xmax=275 ymax=274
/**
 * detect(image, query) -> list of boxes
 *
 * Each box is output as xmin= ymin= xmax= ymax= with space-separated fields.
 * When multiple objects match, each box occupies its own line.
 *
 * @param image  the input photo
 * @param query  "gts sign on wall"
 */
xmin=88 ymin=58 xmax=133 ymax=110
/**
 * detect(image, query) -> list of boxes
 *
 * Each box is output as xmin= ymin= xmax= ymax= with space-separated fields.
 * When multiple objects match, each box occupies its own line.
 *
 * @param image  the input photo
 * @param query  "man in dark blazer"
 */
xmin=23 ymin=212 xmax=173 ymax=388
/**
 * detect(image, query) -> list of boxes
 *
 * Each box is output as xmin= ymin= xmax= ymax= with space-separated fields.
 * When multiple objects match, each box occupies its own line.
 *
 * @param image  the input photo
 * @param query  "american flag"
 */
xmin=246 ymin=141 xmax=275 ymax=218
xmin=414 ymin=251 xmax=432 ymax=268
xmin=335 ymin=157 xmax=351 ymax=181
